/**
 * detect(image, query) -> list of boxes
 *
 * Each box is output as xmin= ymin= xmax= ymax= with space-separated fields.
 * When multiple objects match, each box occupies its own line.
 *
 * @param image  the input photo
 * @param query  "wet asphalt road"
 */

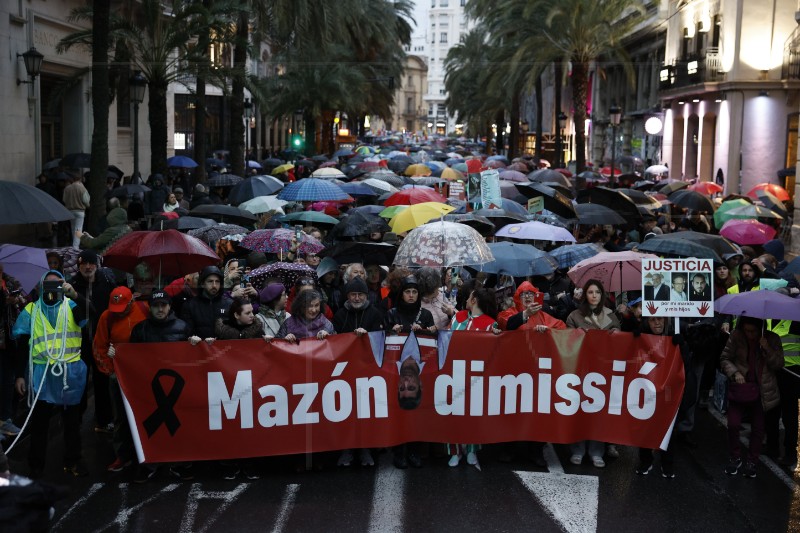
xmin=4 ymin=404 xmax=795 ymax=533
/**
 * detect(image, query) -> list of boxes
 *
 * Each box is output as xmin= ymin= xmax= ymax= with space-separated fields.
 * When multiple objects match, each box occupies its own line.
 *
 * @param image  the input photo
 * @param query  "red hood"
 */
xmin=512 ymin=281 xmax=540 ymax=311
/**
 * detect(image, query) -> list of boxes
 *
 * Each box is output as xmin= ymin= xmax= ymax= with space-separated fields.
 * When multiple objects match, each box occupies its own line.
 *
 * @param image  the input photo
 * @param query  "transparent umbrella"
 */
xmin=393 ymin=221 xmax=494 ymax=267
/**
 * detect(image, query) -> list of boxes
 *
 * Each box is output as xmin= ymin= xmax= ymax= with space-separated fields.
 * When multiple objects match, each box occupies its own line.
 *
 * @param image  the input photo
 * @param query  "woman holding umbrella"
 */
xmin=566 ymin=279 xmax=621 ymax=468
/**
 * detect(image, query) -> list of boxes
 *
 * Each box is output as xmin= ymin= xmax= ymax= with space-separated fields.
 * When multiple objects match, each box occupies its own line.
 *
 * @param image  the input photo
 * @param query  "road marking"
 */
xmin=51 ymin=483 xmax=103 ymax=530
xmin=708 ymin=405 xmax=797 ymax=491
xmin=544 ymin=442 xmax=564 ymax=474
xmin=93 ymin=483 xmax=181 ymax=532
xmin=368 ymin=454 xmax=406 ymax=533
xmin=179 ymin=482 xmax=251 ymax=533
xmin=271 ymin=483 xmax=300 ymax=533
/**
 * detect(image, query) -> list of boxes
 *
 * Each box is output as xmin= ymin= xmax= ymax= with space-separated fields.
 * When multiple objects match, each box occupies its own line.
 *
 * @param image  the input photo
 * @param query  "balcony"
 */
xmin=659 ymin=48 xmax=722 ymax=91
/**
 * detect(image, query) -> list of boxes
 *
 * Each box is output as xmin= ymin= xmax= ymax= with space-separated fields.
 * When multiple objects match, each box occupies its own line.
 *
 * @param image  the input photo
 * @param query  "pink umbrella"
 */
xmin=567 ymin=250 xmax=658 ymax=294
xmin=719 ymin=219 xmax=777 ymax=245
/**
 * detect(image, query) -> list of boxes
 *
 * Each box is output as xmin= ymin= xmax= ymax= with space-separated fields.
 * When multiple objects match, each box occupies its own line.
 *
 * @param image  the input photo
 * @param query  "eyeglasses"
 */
xmin=520 ymin=291 xmax=536 ymax=299
xmin=297 ymin=278 xmax=316 ymax=286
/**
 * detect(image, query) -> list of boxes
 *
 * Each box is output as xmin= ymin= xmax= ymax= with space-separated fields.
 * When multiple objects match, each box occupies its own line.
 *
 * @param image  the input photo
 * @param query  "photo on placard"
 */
xmin=670 ymin=272 xmax=688 ymax=301
xmin=689 ymin=272 xmax=711 ymax=301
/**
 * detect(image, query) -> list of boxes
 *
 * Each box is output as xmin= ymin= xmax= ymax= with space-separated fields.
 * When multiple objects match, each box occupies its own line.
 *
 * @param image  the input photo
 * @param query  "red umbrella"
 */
xmin=747 ymin=183 xmax=790 ymax=202
xmin=383 ymin=188 xmax=448 ymax=206
xmin=556 ymin=168 xmax=573 ymax=178
xmin=599 ymin=166 xmax=623 ymax=177
xmin=103 ymin=230 xmax=219 ymax=277
xmin=719 ymin=219 xmax=777 ymax=245
xmin=689 ymin=181 xmax=723 ymax=195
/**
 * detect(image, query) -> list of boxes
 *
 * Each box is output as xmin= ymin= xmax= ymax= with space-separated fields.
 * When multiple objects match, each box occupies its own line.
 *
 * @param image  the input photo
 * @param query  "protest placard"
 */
xmin=641 ymin=257 xmax=714 ymax=317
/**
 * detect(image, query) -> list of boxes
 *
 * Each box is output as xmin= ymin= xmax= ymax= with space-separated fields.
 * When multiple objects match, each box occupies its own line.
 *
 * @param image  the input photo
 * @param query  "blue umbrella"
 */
xmin=247 ymin=160 xmax=263 ymax=169
xmin=499 ymin=199 xmax=530 ymax=217
xmin=473 ymin=242 xmax=558 ymax=277
xmin=548 ymin=243 xmax=606 ymax=269
xmin=167 ymin=155 xmax=198 ymax=168
xmin=0 ymin=244 xmax=49 ymax=293
xmin=280 ymin=211 xmax=340 ymax=225
xmin=277 ymin=178 xmax=352 ymax=202
xmin=338 ymin=183 xmax=378 ymax=197
xmin=784 ymin=256 xmax=800 ymax=276
xmin=228 ymin=175 xmax=285 ymax=204
xmin=333 ymin=148 xmax=355 ymax=158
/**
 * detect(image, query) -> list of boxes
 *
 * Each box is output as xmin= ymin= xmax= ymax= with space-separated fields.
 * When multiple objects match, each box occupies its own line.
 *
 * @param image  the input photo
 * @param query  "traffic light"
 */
xmin=292 ymin=134 xmax=303 ymax=149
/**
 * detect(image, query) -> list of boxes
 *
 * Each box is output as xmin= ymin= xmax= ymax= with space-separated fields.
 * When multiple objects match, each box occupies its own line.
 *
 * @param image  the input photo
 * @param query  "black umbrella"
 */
xmin=391 ymin=155 xmax=415 ymax=164
xmin=659 ymin=180 xmax=689 ymax=195
xmin=755 ymin=189 xmax=788 ymax=217
xmin=0 ymin=180 xmax=74 ymax=224
xmin=574 ymin=203 xmax=627 ymax=225
xmin=640 ymin=231 xmax=737 ymax=259
xmin=576 ymin=187 xmax=642 ymax=221
xmin=261 ymin=157 xmax=283 ymax=167
xmin=188 ymin=223 xmax=250 ymax=244
xmin=514 ymin=182 xmax=577 ymax=219
xmin=153 ymin=216 xmax=215 ymax=232
xmin=527 ymin=169 xmax=571 ymax=188
xmin=311 ymin=155 xmax=330 ymax=163
xmin=61 ymin=152 xmax=91 ymax=168
xmin=329 ymin=211 xmax=391 ymax=239
xmin=575 ymin=171 xmax=609 ymax=184
xmin=108 ymin=165 xmax=125 ymax=179
xmin=318 ymin=241 xmax=397 ymax=265
xmin=470 ymin=208 xmax=528 ymax=230
xmin=669 ymin=189 xmax=716 ymax=213
xmin=189 ymin=204 xmax=256 ymax=224
xmin=388 ymin=160 xmax=410 ymax=174
xmin=108 ymin=183 xmax=151 ymax=198
xmin=228 ymin=176 xmax=284 ymax=204
xmin=617 ymin=188 xmax=662 ymax=209
xmin=207 ymin=174 xmax=244 ymax=188
xmin=637 ymin=234 xmax=723 ymax=263
xmin=443 ymin=213 xmax=498 ymax=236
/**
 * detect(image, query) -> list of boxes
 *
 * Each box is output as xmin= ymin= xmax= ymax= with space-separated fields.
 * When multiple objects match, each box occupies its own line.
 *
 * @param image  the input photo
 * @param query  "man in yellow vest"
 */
xmin=722 ymin=261 xmax=761 ymax=333
xmin=11 ymin=271 xmax=90 ymax=479
xmin=768 ymin=316 xmax=800 ymax=469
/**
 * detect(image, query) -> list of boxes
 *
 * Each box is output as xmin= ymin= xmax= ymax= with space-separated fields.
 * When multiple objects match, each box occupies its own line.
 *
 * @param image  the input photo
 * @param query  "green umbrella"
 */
xmin=720 ymin=204 xmax=784 ymax=225
xmin=379 ymin=205 xmax=410 ymax=219
xmin=713 ymin=199 xmax=752 ymax=228
xmin=280 ymin=211 xmax=340 ymax=225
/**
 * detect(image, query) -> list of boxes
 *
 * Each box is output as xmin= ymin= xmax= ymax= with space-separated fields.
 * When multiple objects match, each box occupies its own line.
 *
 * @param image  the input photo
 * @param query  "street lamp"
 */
xmin=129 ymin=71 xmax=147 ymax=181
xmin=557 ymin=112 xmax=567 ymax=167
xmin=609 ymin=104 xmax=622 ymax=185
xmin=243 ymin=98 xmax=253 ymax=163
xmin=17 ymin=47 xmax=44 ymax=85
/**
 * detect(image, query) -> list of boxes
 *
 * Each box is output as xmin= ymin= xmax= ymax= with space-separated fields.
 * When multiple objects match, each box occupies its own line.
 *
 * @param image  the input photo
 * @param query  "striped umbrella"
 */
xmin=548 ymin=243 xmax=606 ymax=269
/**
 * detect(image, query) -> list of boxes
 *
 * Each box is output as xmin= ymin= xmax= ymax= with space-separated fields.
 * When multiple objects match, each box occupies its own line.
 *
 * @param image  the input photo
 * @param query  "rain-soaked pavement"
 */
xmin=4 ymin=401 xmax=795 ymax=532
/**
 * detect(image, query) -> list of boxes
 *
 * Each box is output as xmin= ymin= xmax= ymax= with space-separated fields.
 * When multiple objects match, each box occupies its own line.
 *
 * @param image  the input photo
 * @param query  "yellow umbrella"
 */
xmin=441 ymin=167 xmax=465 ymax=181
xmin=389 ymin=202 xmax=455 ymax=234
xmin=404 ymin=164 xmax=432 ymax=177
xmin=272 ymin=163 xmax=295 ymax=175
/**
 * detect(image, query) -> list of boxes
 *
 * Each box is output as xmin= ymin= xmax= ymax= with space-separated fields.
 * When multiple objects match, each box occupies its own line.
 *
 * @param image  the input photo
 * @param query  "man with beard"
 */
xmin=181 ymin=266 xmax=232 ymax=342
xmin=723 ymin=261 xmax=762 ymax=334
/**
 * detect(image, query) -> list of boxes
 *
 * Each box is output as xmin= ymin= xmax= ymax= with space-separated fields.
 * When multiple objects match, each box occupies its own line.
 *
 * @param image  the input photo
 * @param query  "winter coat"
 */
xmin=130 ymin=313 xmax=190 ymax=343
xmin=276 ymin=313 xmax=335 ymax=340
xmin=720 ymin=329 xmax=784 ymax=410
xmin=215 ymin=318 xmax=265 ymax=340
xmin=333 ymin=302 xmax=384 ymax=333
xmin=256 ymin=307 xmax=290 ymax=337
xmin=566 ymin=307 xmax=621 ymax=331
xmin=181 ymin=291 xmax=232 ymax=339
xmin=80 ymin=208 xmax=131 ymax=254
xmin=420 ymin=288 xmax=453 ymax=330
xmin=384 ymin=304 xmax=435 ymax=333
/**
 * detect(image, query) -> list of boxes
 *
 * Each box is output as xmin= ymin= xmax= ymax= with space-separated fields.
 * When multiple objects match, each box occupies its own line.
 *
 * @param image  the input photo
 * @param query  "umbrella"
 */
xmin=318 ymin=241 xmax=398 ymax=265
xmin=528 ymin=169 xmax=572 ymax=188
xmin=576 ymin=187 xmax=641 ymax=221
xmin=442 ymin=213 xmax=495 ymax=236
xmin=277 ymin=178 xmax=352 ymax=202
xmin=338 ymin=183 xmax=378 ymax=197
xmin=575 ymin=171 xmax=609 ymax=185
xmin=156 ymin=216 xmax=215 ymax=232
xmin=0 ymin=181 xmax=74 ymax=224
xmin=280 ymin=211 xmax=340 ymax=226
xmin=0 ymin=244 xmax=49 ymax=293
xmin=207 ymin=174 xmax=243 ymax=187
xmin=470 ymin=208 xmax=528 ymax=229
xmin=716 ymin=290 xmax=800 ymax=321
xmin=473 ymin=242 xmax=559 ymax=277
xmin=333 ymin=148 xmax=355 ymax=158
xmin=499 ymin=170 xmax=528 ymax=183
xmin=262 ymin=157 xmax=284 ymax=167
xmin=350 ymin=205 xmax=385 ymax=216
xmin=719 ymin=219 xmax=777 ymax=245
xmin=379 ymin=205 xmax=410 ymax=219
xmin=495 ymin=221 xmax=576 ymax=243
xmin=574 ymin=203 xmax=627 ymax=225
xmin=636 ymin=234 xmax=723 ymax=263
xmin=312 ymin=168 xmax=347 ymax=179
xmin=188 ymin=223 xmax=249 ymax=245
xmin=404 ymin=164 xmax=433 ymax=177
xmin=240 ymin=228 xmax=324 ymax=255
xmin=329 ymin=211 xmax=392 ymax=238
xmin=688 ymin=181 xmax=723 ymax=195
xmin=393 ymin=221 xmax=494 ymax=267
xmin=722 ymin=204 xmax=784 ymax=224
xmin=548 ymin=243 xmax=606 ymax=269
xmin=713 ymin=198 xmax=754 ymax=228
xmin=365 ymin=171 xmax=409 ymax=188
xmin=755 ymin=189 xmax=788 ymax=217
xmin=514 ymin=182 xmax=577 ymax=219
xmin=441 ymin=168 xmax=465 ymax=181
xmin=486 ymin=160 xmax=507 ymax=170
xmin=617 ymin=188 xmax=662 ymax=209
xmin=747 ymin=183 xmax=790 ymax=202
xmin=360 ymin=178 xmax=399 ymax=194
xmin=108 ymin=183 xmax=151 ymax=198
xmin=383 ymin=188 xmax=447 ymax=206
xmin=247 ymin=160 xmax=263 ymax=169
xmin=166 ymin=155 xmax=198 ymax=168
xmin=599 ymin=167 xmax=623 ymax=178
xmin=239 ymin=195 xmax=287 ymax=215
xmin=103 ymin=230 xmax=219 ymax=277
xmin=206 ymin=158 xmax=228 ymax=168
xmin=412 ymin=177 xmax=448 ymax=188
xmin=668 ymin=189 xmax=716 ymax=213
xmin=43 ymin=159 xmax=61 ymax=170
xmin=249 ymin=262 xmax=317 ymax=292
xmin=272 ymin=163 xmax=295 ymax=175
xmin=189 ymin=204 xmax=256 ymax=224
xmin=659 ymin=181 xmax=689 ymax=195
xmin=568 ymin=251 xmax=658 ymax=294
xmin=784 ymin=257 xmax=800 ymax=276
xmin=645 ymin=165 xmax=669 ymax=177
xmin=45 ymin=247 xmax=81 ymax=279
xmin=61 ymin=152 xmax=91 ymax=168
xmin=389 ymin=202 xmax=455 ymax=234
xmin=228 ymin=175 xmax=285 ymax=204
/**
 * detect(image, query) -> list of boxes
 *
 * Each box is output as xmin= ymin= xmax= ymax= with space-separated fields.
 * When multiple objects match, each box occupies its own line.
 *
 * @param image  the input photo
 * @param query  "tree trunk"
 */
xmin=87 ymin=0 xmax=110 ymax=233
xmin=193 ymin=0 xmax=210 ymax=184
xmin=321 ymin=110 xmax=335 ymax=156
xmin=495 ymin=110 xmax=505 ymax=155
xmin=535 ymin=75 xmax=543 ymax=161
xmin=149 ymin=80 xmax=168 ymax=177
xmin=572 ymin=62 xmax=589 ymax=173
xmin=304 ymin=116 xmax=315 ymax=157
xmin=554 ymin=62 xmax=563 ymax=168
xmin=508 ymin=91 xmax=519 ymax=161
xmin=229 ymin=12 xmax=248 ymax=177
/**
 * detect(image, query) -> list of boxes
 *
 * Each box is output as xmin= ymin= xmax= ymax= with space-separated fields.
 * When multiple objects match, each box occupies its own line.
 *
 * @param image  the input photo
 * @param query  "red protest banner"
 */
xmin=115 ymin=329 xmax=684 ymax=464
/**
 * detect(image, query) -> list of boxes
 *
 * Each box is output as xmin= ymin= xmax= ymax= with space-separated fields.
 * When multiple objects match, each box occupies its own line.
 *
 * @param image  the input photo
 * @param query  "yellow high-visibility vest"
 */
xmin=768 ymin=319 xmax=800 ymax=367
xmin=25 ymin=302 xmax=82 ymax=365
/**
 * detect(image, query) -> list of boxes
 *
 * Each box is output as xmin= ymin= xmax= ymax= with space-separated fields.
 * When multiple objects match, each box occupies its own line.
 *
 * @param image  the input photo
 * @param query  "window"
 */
xmin=440 ymin=33 xmax=448 ymax=43
xmin=461 ymin=0 xmax=466 ymax=5
xmin=440 ymin=0 xmax=448 ymax=6
xmin=431 ymin=0 xmax=436 ymax=6
xmin=428 ymin=104 xmax=434 ymax=116
xmin=406 ymin=97 xmax=413 ymax=114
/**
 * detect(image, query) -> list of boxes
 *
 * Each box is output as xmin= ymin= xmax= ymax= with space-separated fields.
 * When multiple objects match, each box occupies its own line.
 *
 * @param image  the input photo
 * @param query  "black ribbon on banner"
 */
xmin=143 ymin=369 xmax=185 ymax=438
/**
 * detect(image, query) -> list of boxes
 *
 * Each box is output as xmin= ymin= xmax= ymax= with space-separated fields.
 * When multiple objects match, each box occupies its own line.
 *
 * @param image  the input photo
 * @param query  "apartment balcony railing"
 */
xmin=659 ymin=48 xmax=722 ymax=91
xmin=783 ymin=25 xmax=800 ymax=80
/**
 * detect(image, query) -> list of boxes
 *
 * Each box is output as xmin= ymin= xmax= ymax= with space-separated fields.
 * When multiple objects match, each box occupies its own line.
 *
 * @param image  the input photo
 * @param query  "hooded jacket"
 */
xmin=181 ymin=289 xmax=232 ymax=339
xmin=503 ymin=281 xmax=567 ymax=331
xmin=80 ymin=208 xmax=131 ymax=254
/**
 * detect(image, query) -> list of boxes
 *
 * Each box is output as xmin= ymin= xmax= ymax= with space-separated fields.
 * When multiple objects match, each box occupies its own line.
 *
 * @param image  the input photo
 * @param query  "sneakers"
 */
xmin=724 ymin=457 xmax=742 ymax=475
xmin=635 ymin=461 xmax=653 ymax=475
xmin=64 ymin=461 xmax=89 ymax=477
xmin=448 ymin=455 xmax=461 ymax=467
xmin=243 ymin=468 xmax=260 ymax=480
xmin=169 ymin=464 xmax=195 ymax=481
xmin=359 ymin=449 xmax=374 ymax=467
xmin=466 ymin=452 xmax=478 ymax=466
xmin=107 ymin=458 xmax=132 ymax=472
xmin=606 ymin=444 xmax=620 ymax=459
xmin=134 ymin=465 xmax=157 ymax=483
xmin=661 ymin=464 xmax=675 ymax=479
xmin=94 ymin=423 xmax=114 ymax=435
xmin=0 ymin=419 xmax=21 ymax=436
xmin=591 ymin=456 xmax=605 ymax=468
xmin=569 ymin=454 xmax=583 ymax=465
xmin=742 ymin=461 xmax=757 ymax=478
xmin=222 ymin=464 xmax=240 ymax=480
xmin=337 ymin=450 xmax=354 ymax=467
